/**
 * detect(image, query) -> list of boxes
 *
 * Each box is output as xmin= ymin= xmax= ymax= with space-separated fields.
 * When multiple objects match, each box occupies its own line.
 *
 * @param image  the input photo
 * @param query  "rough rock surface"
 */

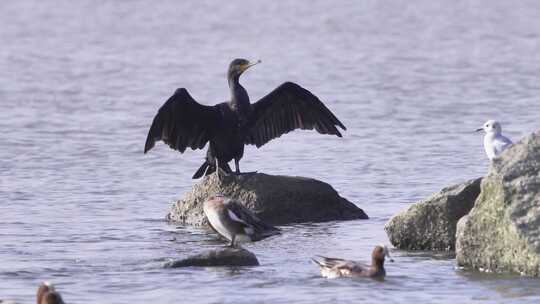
xmin=384 ymin=177 xmax=482 ymax=251
xmin=456 ymin=129 xmax=540 ymax=276
xmin=163 ymin=248 xmax=259 ymax=267
xmin=166 ymin=172 xmax=368 ymax=226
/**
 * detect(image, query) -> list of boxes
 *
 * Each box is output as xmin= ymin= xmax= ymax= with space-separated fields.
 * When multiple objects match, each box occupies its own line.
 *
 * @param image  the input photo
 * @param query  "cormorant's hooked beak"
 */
xmin=475 ymin=128 xmax=483 ymax=132
xmin=241 ymin=59 xmax=261 ymax=72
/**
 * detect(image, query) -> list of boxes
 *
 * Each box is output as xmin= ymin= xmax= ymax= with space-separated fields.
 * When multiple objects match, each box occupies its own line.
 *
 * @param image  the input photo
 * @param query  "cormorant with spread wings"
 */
xmin=144 ymin=58 xmax=346 ymax=179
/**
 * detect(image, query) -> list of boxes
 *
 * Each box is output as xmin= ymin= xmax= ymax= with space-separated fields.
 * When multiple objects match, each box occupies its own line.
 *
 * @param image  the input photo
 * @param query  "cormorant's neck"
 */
xmin=228 ymin=74 xmax=240 ymax=89
xmin=228 ymin=75 xmax=249 ymax=108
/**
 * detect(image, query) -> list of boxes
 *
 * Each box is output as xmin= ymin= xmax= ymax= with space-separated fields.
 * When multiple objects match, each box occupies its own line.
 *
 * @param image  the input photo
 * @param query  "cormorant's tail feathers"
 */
xmin=192 ymin=162 xmax=211 ymax=179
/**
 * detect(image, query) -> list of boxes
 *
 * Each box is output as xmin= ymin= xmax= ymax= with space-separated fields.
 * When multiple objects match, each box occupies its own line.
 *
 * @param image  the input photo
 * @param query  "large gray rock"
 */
xmin=166 ymin=172 xmax=368 ymax=226
xmin=163 ymin=248 xmax=259 ymax=267
xmin=384 ymin=177 xmax=482 ymax=251
xmin=456 ymin=130 xmax=540 ymax=276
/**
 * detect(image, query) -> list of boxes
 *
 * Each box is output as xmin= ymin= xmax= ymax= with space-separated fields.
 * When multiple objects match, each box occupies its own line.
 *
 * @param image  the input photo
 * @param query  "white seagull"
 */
xmin=476 ymin=120 xmax=512 ymax=160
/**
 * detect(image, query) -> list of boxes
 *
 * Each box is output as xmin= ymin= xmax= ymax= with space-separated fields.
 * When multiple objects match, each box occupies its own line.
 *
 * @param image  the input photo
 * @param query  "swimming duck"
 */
xmin=37 ymin=282 xmax=65 ymax=304
xmin=312 ymin=245 xmax=394 ymax=279
xmin=203 ymin=195 xmax=280 ymax=247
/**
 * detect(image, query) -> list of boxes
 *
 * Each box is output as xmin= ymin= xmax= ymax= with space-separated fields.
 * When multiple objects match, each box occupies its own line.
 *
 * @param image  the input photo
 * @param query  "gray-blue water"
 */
xmin=2 ymin=0 xmax=540 ymax=303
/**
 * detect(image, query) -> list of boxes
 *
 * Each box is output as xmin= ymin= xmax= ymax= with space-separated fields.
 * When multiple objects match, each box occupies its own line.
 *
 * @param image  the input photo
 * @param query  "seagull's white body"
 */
xmin=478 ymin=120 xmax=512 ymax=160
xmin=484 ymin=133 xmax=512 ymax=160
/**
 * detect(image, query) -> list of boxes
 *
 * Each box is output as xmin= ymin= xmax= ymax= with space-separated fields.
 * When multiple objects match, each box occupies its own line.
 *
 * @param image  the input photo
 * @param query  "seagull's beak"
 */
xmin=475 ymin=128 xmax=483 ymax=132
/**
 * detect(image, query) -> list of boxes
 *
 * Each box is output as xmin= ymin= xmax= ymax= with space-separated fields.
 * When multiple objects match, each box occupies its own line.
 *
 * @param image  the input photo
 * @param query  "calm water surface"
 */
xmin=2 ymin=0 xmax=540 ymax=303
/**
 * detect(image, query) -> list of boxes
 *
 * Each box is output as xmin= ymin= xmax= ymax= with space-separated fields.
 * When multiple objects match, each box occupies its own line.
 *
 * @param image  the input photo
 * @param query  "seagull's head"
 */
xmin=228 ymin=58 xmax=261 ymax=80
xmin=476 ymin=120 xmax=502 ymax=135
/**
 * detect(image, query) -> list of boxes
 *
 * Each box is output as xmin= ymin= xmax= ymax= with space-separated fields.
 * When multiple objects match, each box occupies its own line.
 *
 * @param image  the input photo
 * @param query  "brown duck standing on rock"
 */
xmin=312 ymin=245 xmax=394 ymax=279
xmin=144 ymin=58 xmax=346 ymax=179
xmin=203 ymin=194 xmax=280 ymax=247
xmin=37 ymin=282 xmax=65 ymax=304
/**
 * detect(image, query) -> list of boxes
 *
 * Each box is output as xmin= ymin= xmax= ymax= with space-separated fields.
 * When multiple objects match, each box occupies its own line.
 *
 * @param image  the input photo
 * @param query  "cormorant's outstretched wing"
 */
xmin=144 ymin=88 xmax=220 ymax=153
xmin=245 ymin=82 xmax=346 ymax=148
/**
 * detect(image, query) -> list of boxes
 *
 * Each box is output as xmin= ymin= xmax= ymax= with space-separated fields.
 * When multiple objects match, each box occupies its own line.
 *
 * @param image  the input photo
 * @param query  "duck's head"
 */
xmin=227 ymin=58 xmax=261 ymax=80
xmin=37 ymin=282 xmax=65 ymax=304
xmin=373 ymin=245 xmax=394 ymax=264
xmin=476 ymin=120 xmax=502 ymax=135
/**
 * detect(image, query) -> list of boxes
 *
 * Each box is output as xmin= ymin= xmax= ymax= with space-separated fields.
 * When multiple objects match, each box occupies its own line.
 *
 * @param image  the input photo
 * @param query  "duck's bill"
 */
xmin=475 ymin=128 xmax=483 ymax=132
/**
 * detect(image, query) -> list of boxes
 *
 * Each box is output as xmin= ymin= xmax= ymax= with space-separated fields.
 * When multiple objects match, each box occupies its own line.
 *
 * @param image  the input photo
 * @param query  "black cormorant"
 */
xmin=144 ymin=58 xmax=346 ymax=178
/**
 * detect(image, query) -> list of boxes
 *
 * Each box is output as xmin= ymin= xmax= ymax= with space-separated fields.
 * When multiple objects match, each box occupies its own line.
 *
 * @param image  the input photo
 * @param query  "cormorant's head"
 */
xmin=228 ymin=58 xmax=261 ymax=79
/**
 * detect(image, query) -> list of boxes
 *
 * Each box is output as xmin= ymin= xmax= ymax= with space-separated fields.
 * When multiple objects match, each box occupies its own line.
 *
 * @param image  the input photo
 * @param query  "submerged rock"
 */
xmin=166 ymin=172 xmax=368 ymax=226
xmin=384 ymin=177 xmax=482 ymax=251
xmin=163 ymin=247 xmax=259 ymax=267
xmin=456 ymin=129 xmax=540 ymax=276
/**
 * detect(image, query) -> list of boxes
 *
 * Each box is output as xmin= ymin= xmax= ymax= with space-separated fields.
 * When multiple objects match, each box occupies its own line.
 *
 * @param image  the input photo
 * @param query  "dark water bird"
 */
xmin=144 ymin=58 xmax=346 ymax=179
xmin=203 ymin=194 xmax=280 ymax=247
xmin=312 ymin=245 xmax=394 ymax=279
xmin=36 ymin=282 xmax=65 ymax=304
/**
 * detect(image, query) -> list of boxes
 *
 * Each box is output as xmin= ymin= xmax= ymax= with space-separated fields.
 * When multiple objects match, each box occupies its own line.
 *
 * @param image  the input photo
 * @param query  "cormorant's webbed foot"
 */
xmin=232 ymin=171 xmax=258 ymax=176
xmin=215 ymin=158 xmax=230 ymax=180
xmin=216 ymin=167 xmax=230 ymax=179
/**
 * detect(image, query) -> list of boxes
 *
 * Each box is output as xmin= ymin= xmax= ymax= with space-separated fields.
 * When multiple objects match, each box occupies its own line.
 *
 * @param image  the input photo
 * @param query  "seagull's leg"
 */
xmin=229 ymin=235 xmax=236 ymax=248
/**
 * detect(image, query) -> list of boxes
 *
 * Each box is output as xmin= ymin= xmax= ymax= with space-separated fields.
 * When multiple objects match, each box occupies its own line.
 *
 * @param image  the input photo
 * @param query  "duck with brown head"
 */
xmin=312 ymin=245 xmax=394 ymax=279
xmin=37 ymin=282 xmax=65 ymax=304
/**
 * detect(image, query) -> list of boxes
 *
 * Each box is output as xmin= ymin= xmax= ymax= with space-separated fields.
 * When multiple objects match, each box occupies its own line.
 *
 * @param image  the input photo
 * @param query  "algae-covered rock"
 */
xmin=456 ymin=129 xmax=540 ymax=276
xmin=384 ymin=177 xmax=481 ymax=251
xmin=163 ymin=247 xmax=259 ymax=267
xmin=166 ymin=172 xmax=368 ymax=226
